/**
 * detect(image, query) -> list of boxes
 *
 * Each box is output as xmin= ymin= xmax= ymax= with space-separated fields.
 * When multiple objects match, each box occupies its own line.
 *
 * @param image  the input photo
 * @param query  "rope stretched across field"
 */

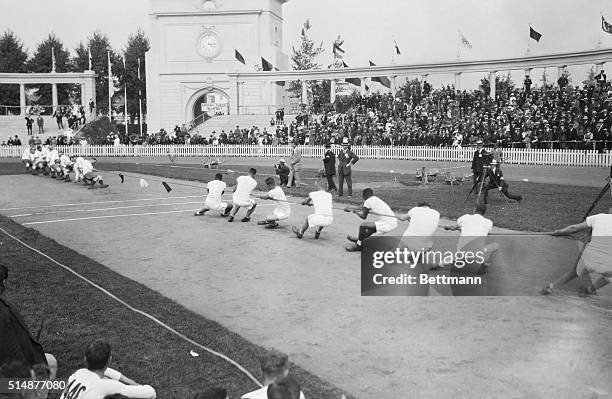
xmin=0 ymin=226 xmax=263 ymax=389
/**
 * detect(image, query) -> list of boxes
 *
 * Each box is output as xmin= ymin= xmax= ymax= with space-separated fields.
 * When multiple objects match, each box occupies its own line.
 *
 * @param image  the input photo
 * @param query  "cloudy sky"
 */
xmin=2 ymin=0 xmax=612 ymax=88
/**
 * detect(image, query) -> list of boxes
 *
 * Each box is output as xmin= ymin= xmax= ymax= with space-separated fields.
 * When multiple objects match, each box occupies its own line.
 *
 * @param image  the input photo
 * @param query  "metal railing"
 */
xmin=1 ymin=144 xmax=611 ymax=167
xmin=0 ymin=104 xmax=80 ymax=116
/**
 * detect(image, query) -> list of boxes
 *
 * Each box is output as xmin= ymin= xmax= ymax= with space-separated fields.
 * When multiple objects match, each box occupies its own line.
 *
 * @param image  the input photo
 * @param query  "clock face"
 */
xmin=197 ymin=33 xmax=222 ymax=60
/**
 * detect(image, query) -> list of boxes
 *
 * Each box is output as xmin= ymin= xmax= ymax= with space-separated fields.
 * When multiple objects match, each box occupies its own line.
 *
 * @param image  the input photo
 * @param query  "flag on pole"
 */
xmin=529 ymin=27 xmax=542 ymax=42
xmin=394 ymin=40 xmax=401 ymax=55
xmin=51 ymin=47 xmax=56 ymax=72
xmin=342 ymin=61 xmax=349 ymax=68
xmin=603 ymin=15 xmax=612 ymax=34
xmin=333 ymin=40 xmax=345 ymax=57
xmin=368 ymin=61 xmax=391 ymax=88
xmin=460 ymin=31 xmax=472 ymax=48
xmin=88 ymin=47 xmax=92 ymax=70
xmin=261 ymin=57 xmax=273 ymax=71
xmin=303 ymin=19 xmax=311 ymax=31
xmin=235 ymin=49 xmax=246 ymax=64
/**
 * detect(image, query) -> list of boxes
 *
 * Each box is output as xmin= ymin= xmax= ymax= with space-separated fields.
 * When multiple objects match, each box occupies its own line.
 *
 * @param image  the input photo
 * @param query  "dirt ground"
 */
xmin=1 ymin=172 xmax=612 ymax=399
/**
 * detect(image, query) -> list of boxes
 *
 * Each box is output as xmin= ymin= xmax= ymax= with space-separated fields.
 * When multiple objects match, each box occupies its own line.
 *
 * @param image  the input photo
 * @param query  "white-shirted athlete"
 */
xmin=194 ymin=173 xmax=233 ymax=217
xmin=346 ymin=188 xmax=398 ymax=252
xmin=59 ymin=152 xmax=74 ymax=181
xmin=21 ymin=147 xmax=35 ymax=172
xmin=542 ymin=206 xmax=612 ymax=296
xmin=444 ymin=203 xmax=499 ymax=274
xmin=397 ymin=202 xmax=440 ymax=250
xmin=228 ymin=168 xmax=258 ymax=222
xmin=60 ymin=341 xmax=156 ymax=399
xmin=257 ymin=177 xmax=291 ymax=229
xmin=80 ymin=158 xmax=109 ymax=188
xmin=292 ymin=179 xmax=333 ymax=239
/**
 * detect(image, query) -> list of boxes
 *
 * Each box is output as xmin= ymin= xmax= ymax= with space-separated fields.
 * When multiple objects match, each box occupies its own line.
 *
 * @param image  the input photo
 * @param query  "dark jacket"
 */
xmin=337 ymin=148 xmax=359 ymax=175
xmin=471 ymin=148 xmax=489 ymax=173
xmin=323 ymin=149 xmax=336 ymax=176
xmin=0 ymin=298 xmax=47 ymax=369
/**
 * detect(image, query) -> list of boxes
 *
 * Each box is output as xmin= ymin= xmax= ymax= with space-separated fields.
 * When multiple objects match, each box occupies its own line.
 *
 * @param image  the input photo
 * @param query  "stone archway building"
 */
xmin=146 ymin=0 xmax=289 ymax=132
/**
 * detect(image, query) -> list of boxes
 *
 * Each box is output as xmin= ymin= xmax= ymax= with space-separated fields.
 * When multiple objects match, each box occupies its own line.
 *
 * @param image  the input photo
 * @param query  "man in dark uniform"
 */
xmin=594 ymin=119 xmax=609 ymax=153
xmin=524 ymin=75 xmax=532 ymax=94
xmin=482 ymin=159 xmax=523 ymax=204
xmin=323 ymin=142 xmax=337 ymax=191
xmin=274 ymin=159 xmax=290 ymax=187
xmin=337 ymin=137 xmax=359 ymax=197
xmin=471 ymin=140 xmax=489 ymax=185
xmin=0 ymin=264 xmax=56 ymax=377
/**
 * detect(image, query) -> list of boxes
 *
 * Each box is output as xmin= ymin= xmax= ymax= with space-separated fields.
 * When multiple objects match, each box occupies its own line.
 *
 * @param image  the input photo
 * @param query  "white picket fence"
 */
xmin=2 ymin=145 xmax=611 ymax=167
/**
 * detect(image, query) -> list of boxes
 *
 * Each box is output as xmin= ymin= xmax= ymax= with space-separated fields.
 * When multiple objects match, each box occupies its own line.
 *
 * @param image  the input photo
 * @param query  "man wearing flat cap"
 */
xmin=323 ymin=143 xmax=337 ymax=191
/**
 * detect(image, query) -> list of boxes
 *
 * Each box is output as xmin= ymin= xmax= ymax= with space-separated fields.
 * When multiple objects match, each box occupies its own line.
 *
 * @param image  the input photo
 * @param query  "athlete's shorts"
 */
xmin=233 ymin=197 xmax=256 ymax=210
xmin=83 ymin=172 xmax=96 ymax=180
xmin=307 ymin=214 xmax=333 ymax=228
xmin=205 ymin=199 xmax=228 ymax=212
xmin=577 ymin=243 xmax=612 ymax=282
xmin=374 ymin=220 xmax=398 ymax=234
xmin=268 ymin=209 xmax=290 ymax=221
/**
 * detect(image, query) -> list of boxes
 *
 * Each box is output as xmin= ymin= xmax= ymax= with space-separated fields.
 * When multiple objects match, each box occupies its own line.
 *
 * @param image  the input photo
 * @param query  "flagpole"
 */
xmin=138 ymin=58 xmax=143 ymax=137
xmin=597 ymin=12 xmax=604 ymax=49
xmin=123 ymin=55 xmax=128 ymax=138
xmin=526 ymin=23 xmax=532 ymax=56
xmin=107 ymin=51 xmax=112 ymax=120
xmin=457 ymin=30 xmax=461 ymax=60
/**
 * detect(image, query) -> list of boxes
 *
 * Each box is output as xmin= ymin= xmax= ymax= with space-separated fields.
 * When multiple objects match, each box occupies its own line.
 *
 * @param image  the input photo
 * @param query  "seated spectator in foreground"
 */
xmin=0 ymin=264 xmax=57 ymax=379
xmin=241 ymin=351 xmax=305 ymax=399
xmin=192 ymin=387 xmax=229 ymax=399
xmin=60 ymin=341 xmax=156 ymax=399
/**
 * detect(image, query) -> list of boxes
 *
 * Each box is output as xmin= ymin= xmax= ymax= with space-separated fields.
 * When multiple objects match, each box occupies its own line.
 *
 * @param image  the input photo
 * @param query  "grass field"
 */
xmin=87 ymin=161 xmax=612 ymax=236
xmin=2 ymin=160 xmax=612 ymax=399
xmin=0 ymin=214 xmax=348 ymax=399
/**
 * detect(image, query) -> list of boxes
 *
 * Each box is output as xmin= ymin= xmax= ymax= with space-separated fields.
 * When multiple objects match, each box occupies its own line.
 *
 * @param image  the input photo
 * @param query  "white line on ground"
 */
xmin=22 ymin=209 xmax=198 ymax=225
xmin=10 ymin=201 xmax=206 ymax=218
xmin=0 ymin=195 xmax=204 ymax=211
xmin=21 ymin=203 xmax=284 ymax=225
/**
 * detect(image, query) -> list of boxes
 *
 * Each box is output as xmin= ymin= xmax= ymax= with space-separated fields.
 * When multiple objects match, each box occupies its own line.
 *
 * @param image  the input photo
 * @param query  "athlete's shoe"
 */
xmin=194 ymin=210 xmax=207 ymax=216
xmin=265 ymin=222 xmax=279 ymax=229
xmin=228 ymin=216 xmax=234 ymax=222
xmin=292 ymin=226 xmax=303 ymax=239
xmin=314 ymin=230 xmax=321 ymax=239
xmin=345 ymin=243 xmax=362 ymax=252
xmin=241 ymin=217 xmax=251 ymax=222
xmin=346 ymin=235 xmax=359 ymax=243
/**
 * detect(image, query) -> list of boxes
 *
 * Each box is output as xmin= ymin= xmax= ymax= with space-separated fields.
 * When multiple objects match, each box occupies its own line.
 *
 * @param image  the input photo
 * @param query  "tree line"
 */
xmin=0 ymin=29 xmax=149 ymax=118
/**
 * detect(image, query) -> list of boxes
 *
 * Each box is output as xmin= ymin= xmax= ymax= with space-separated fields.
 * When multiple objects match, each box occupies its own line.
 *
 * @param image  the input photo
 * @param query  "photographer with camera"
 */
xmin=482 ymin=159 xmax=523 ymax=204
xmin=471 ymin=140 xmax=490 ymax=185
xmin=274 ymin=159 xmax=290 ymax=187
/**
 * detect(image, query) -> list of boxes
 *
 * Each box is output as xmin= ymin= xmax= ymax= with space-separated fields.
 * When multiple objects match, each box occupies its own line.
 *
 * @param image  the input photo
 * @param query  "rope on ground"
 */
xmin=0 ymin=225 xmax=263 ymax=388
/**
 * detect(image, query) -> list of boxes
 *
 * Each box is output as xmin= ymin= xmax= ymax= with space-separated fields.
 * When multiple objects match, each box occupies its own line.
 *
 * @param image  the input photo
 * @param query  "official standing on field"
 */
xmin=323 ymin=143 xmax=337 ymax=191
xmin=337 ymin=137 xmax=359 ymax=197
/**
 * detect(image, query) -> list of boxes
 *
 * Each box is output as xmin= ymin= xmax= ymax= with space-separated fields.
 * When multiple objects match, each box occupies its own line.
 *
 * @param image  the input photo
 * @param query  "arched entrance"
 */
xmin=191 ymin=88 xmax=230 ymax=123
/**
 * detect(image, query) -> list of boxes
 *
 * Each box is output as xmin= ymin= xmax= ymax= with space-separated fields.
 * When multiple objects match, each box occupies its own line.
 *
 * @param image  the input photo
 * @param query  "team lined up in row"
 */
xmin=20 ymin=146 xmax=109 ymax=188
xmin=195 ymin=168 xmax=612 ymax=296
